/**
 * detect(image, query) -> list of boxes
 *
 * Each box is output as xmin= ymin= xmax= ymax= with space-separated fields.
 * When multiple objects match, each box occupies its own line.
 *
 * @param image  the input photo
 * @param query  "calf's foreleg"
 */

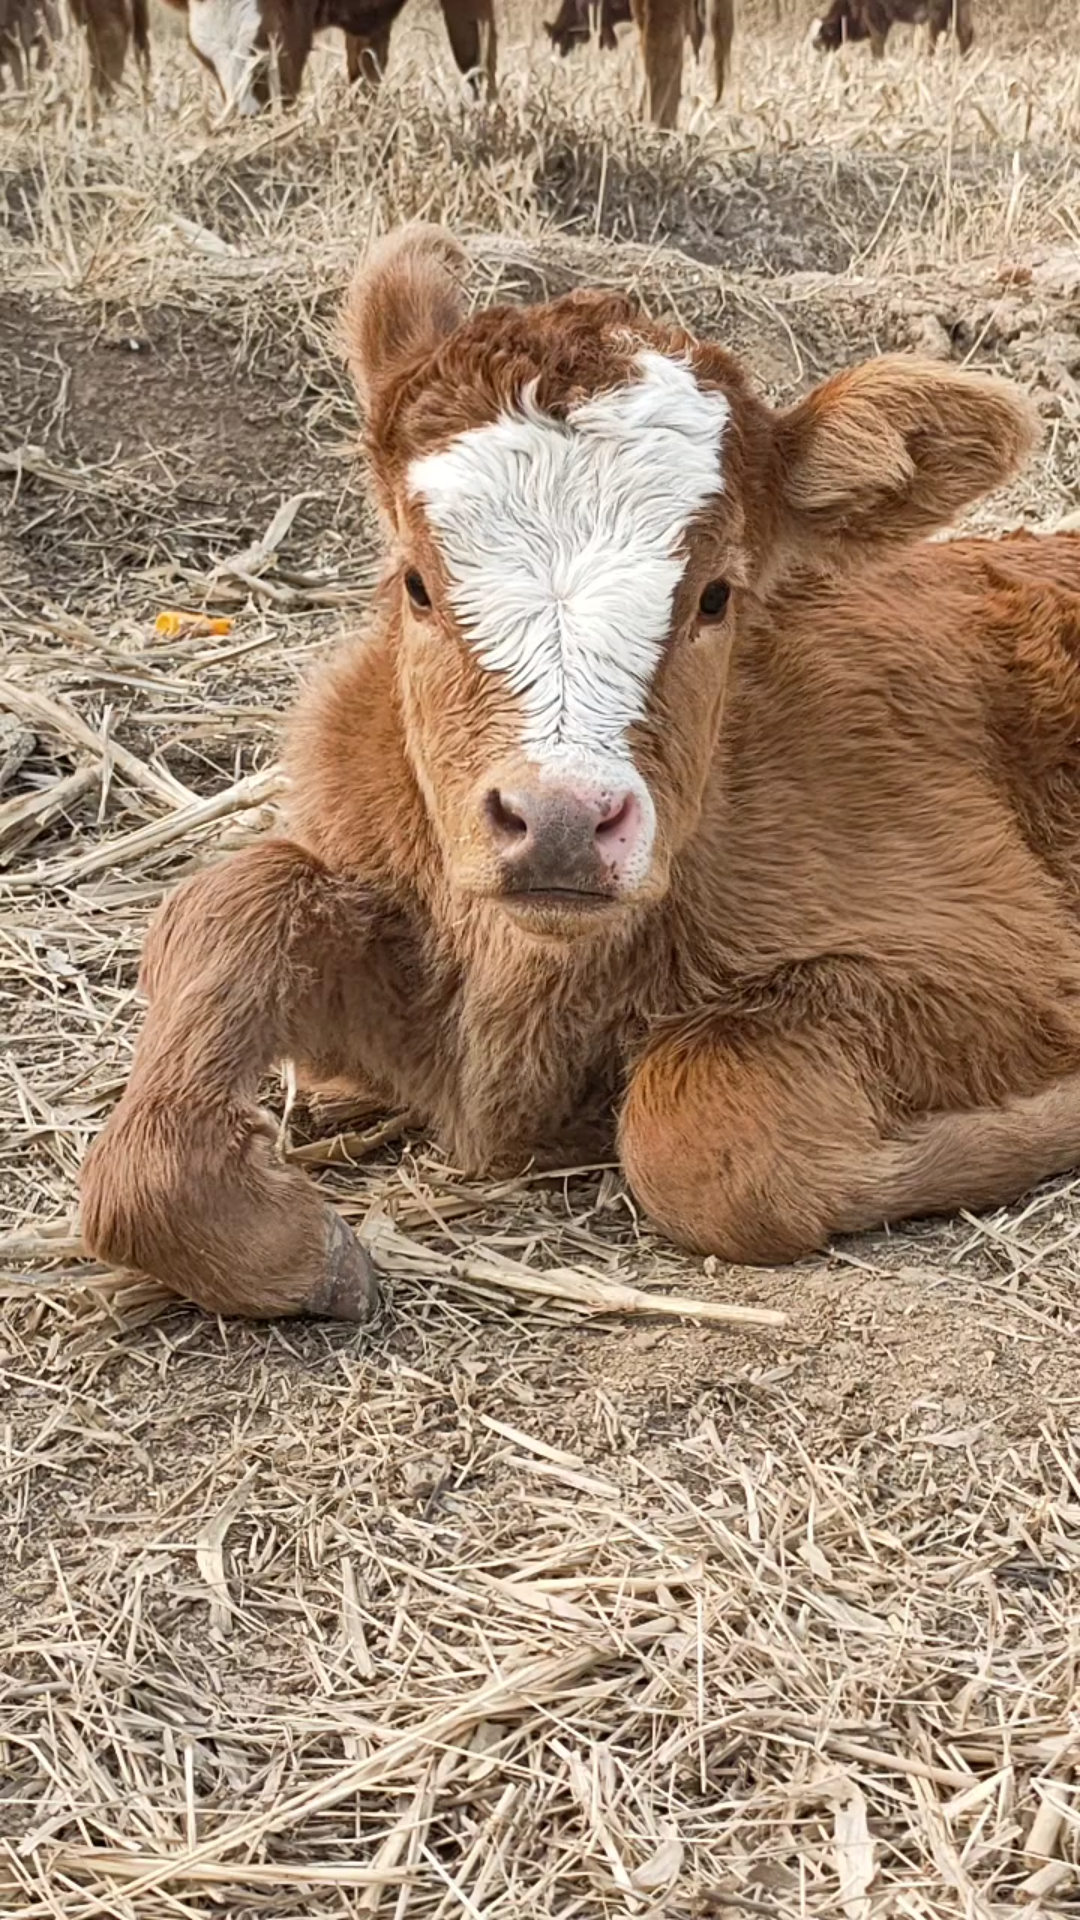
xmin=81 ymin=840 xmax=391 ymax=1321
xmin=620 ymin=1024 xmax=1080 ymax=1264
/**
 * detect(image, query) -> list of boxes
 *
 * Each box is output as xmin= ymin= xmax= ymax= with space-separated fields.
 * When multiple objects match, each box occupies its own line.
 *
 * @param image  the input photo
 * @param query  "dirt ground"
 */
xmin=2 ymin=3 xmax=1080 ymax=1914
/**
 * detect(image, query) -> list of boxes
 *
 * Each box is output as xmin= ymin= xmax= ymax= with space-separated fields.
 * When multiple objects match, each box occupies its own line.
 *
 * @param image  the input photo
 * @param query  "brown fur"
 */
xmin=63 ymin=0 xmax=148 ymax=91
xmin=81 ymin=226 xmax=1080 ymax=1323
xmin=813 ymin=0 xmax=974 ymax=58
xmin=160 ymin=0 xmax=495 ymax=108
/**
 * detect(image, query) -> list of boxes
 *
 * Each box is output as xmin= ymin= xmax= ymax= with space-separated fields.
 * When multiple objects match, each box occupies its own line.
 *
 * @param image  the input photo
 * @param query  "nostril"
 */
xmin=595 ymin=792 xmax=638 ymax=847
xmin=484 ymin=788 xmax=529 ymax=846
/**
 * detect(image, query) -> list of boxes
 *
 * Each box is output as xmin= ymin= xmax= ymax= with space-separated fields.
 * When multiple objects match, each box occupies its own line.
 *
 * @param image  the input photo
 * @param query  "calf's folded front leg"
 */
xmin=81 ymin=839 xmax=384 ymax=1321
xmin=620 ymin=1022 xmax=1080 ymax=1265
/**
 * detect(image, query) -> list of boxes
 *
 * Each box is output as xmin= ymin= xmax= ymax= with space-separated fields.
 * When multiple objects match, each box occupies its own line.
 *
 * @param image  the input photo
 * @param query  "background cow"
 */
xmin=80 ymin=227 xmax=1080 ymax=1324
xmin=163 ymin=0 xmax=496 ymax=113
xmin=0 ymin=0 xmax=57 ymax=86
xmin=813 ymin=0 xmax=974 ymax=57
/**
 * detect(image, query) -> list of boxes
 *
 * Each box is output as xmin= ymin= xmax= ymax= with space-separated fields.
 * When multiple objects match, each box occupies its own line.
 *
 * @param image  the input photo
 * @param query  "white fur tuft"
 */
xmin=409 ymin=352 xmax=729 ymax=791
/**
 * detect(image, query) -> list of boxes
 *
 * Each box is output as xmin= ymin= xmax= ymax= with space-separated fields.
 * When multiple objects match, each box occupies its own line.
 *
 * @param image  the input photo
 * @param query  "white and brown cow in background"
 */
xmin=163 ymin=0 xmax=495 ymax=114
xmin=82 ymin=226 xmax=1080 ymax=1323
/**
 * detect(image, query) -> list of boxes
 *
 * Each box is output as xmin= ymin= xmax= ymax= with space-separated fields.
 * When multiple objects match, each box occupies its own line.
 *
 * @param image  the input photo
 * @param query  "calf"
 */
xmin=164 ymin=0 xmax=495 ymax=114
xmin=0 ymin=0 xmax=57 ymax=88
xmin=82 ymin=225 xmax=1080 ymax=1322
xmin=545 ymin=0 xmax=734 ymax=126
xmin=68 ymin=0 xmax=149 ymax=90
xmin=813 ymin=0 xmax=974 ymax=58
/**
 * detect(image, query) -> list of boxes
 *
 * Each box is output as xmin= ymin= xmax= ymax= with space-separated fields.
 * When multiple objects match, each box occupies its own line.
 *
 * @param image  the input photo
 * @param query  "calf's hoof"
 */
xmin=302 ymin=1209 xmax=382 ymax=1323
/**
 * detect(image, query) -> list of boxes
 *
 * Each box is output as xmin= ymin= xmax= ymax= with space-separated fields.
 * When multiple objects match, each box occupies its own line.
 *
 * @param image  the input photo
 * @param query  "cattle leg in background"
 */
xmin=345 ymin=17 xmax=391 ymax=82
xmin=599 ymin=0 xmax=627 ymax=50
xmin=69 ymin=0 xmax=149 ymax=91
xmin=864 ymin=0 xmax=890 ymax=54
xmin=1 ymin=3 xmax=33 ymax=84
xmin=79 ymin=841 xmax=392 ymax=1321
xmin=339 ymin=0 xmax=403 ymax=87
xmin=3 ymin=0 xmax=61 ymax=84
xmin=271 ymin=0 xmax=314 ymax=104
xmin=632 ymin=0 xmax=684 ymax=127
xmin=440 ymin=0 xmax=496 ymax=97
xmin=688 ymin=0 xmax=703 ymax=55
xmin=929 ymin=0 xmax=973 ymax=51
xmin=710 ymin=0 xmax=733 ymax=99
xmin=39 ymin=0 xmax=58 ymax=54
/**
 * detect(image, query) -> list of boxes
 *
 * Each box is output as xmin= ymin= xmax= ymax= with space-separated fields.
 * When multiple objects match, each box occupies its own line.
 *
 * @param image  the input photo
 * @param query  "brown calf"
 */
xmin=82 ymin=226 xmax=1080 ymax=1323
xmin=0 ymin=0 xmax=57 ymax=87
xmin=545 ymin=0 xmax=734 ymax=127
xmin=813 ymin=0 xmax=974 ymax=58
xmin=164 ymin=0 xmax=495 ymax=114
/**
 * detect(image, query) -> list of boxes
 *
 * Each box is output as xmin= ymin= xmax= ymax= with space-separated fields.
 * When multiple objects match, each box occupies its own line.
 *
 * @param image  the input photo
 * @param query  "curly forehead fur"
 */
xmin=367 ymin=289 xmax=757 ymax=473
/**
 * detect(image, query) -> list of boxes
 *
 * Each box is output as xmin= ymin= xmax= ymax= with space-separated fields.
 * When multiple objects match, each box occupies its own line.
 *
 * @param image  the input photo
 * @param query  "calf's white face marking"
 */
xmin=188 ymin=0 xmax=262 ymax=112
xmin=409 ymin=353 xmax=728 ymax=884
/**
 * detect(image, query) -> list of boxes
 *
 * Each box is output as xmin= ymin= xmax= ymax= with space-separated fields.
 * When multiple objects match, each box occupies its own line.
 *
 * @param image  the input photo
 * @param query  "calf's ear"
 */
xmin=773 ymin=356 xmax=1039 ymax=556
xmin=341 ymin=225 xmax=467 ymax=416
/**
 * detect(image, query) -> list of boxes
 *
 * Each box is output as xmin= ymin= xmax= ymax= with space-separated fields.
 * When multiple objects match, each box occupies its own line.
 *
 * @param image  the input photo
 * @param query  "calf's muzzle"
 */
xmin=483 ymin=780 xmax=644 ymax=901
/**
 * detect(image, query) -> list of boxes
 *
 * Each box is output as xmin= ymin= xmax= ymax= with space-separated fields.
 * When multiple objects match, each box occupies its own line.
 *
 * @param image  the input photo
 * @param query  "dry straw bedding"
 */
xmin=2 ymin=2 xmax=1080 ymax=1914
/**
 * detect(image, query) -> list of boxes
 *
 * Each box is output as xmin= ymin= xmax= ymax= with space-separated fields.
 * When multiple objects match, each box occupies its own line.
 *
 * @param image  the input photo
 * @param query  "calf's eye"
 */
xmin=698 ymin=579 xmax=731 ymax=621
xmin=404 ymin=569 xmax=431 ymax=611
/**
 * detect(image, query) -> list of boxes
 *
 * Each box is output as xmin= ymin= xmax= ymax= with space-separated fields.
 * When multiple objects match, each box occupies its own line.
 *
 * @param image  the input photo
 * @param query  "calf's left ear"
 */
xmin=341 ymin=225 xmax=468 ymax=417
xmin=773 ymin=356 xmax=1039 ymax=553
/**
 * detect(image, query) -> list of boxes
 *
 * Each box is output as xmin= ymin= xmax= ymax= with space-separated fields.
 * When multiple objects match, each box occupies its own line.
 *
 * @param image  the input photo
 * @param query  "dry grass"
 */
xmin=2 ymin=1 xmax=1080 ymax=1913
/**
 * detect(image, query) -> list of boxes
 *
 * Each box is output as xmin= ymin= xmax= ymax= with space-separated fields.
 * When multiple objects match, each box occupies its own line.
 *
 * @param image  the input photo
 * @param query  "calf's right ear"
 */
xmin=341 ymin=226 xmax=468 ymax=417
xmin=773 ymin=356 xmax=1040 ymax=557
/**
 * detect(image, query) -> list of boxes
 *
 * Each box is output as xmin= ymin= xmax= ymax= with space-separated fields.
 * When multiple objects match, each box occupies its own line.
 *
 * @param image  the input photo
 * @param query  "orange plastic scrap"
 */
xmin=154 ymin=611 xmax=234 ymax=640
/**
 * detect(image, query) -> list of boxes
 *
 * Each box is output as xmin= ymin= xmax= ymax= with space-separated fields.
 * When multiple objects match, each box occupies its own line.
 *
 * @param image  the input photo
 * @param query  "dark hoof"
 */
xmin=303 ymin=1211 xmax=381 ymax=1323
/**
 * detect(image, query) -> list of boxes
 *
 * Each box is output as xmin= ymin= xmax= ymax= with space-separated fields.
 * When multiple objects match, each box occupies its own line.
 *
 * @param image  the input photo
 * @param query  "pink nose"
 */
xmin=484 ymin=782 xmax=644 ymax=896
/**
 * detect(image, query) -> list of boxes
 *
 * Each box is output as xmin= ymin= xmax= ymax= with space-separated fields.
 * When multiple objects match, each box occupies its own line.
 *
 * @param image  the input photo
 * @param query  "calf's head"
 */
xmin=343 ymin=226 xmax=1036 ymax=938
